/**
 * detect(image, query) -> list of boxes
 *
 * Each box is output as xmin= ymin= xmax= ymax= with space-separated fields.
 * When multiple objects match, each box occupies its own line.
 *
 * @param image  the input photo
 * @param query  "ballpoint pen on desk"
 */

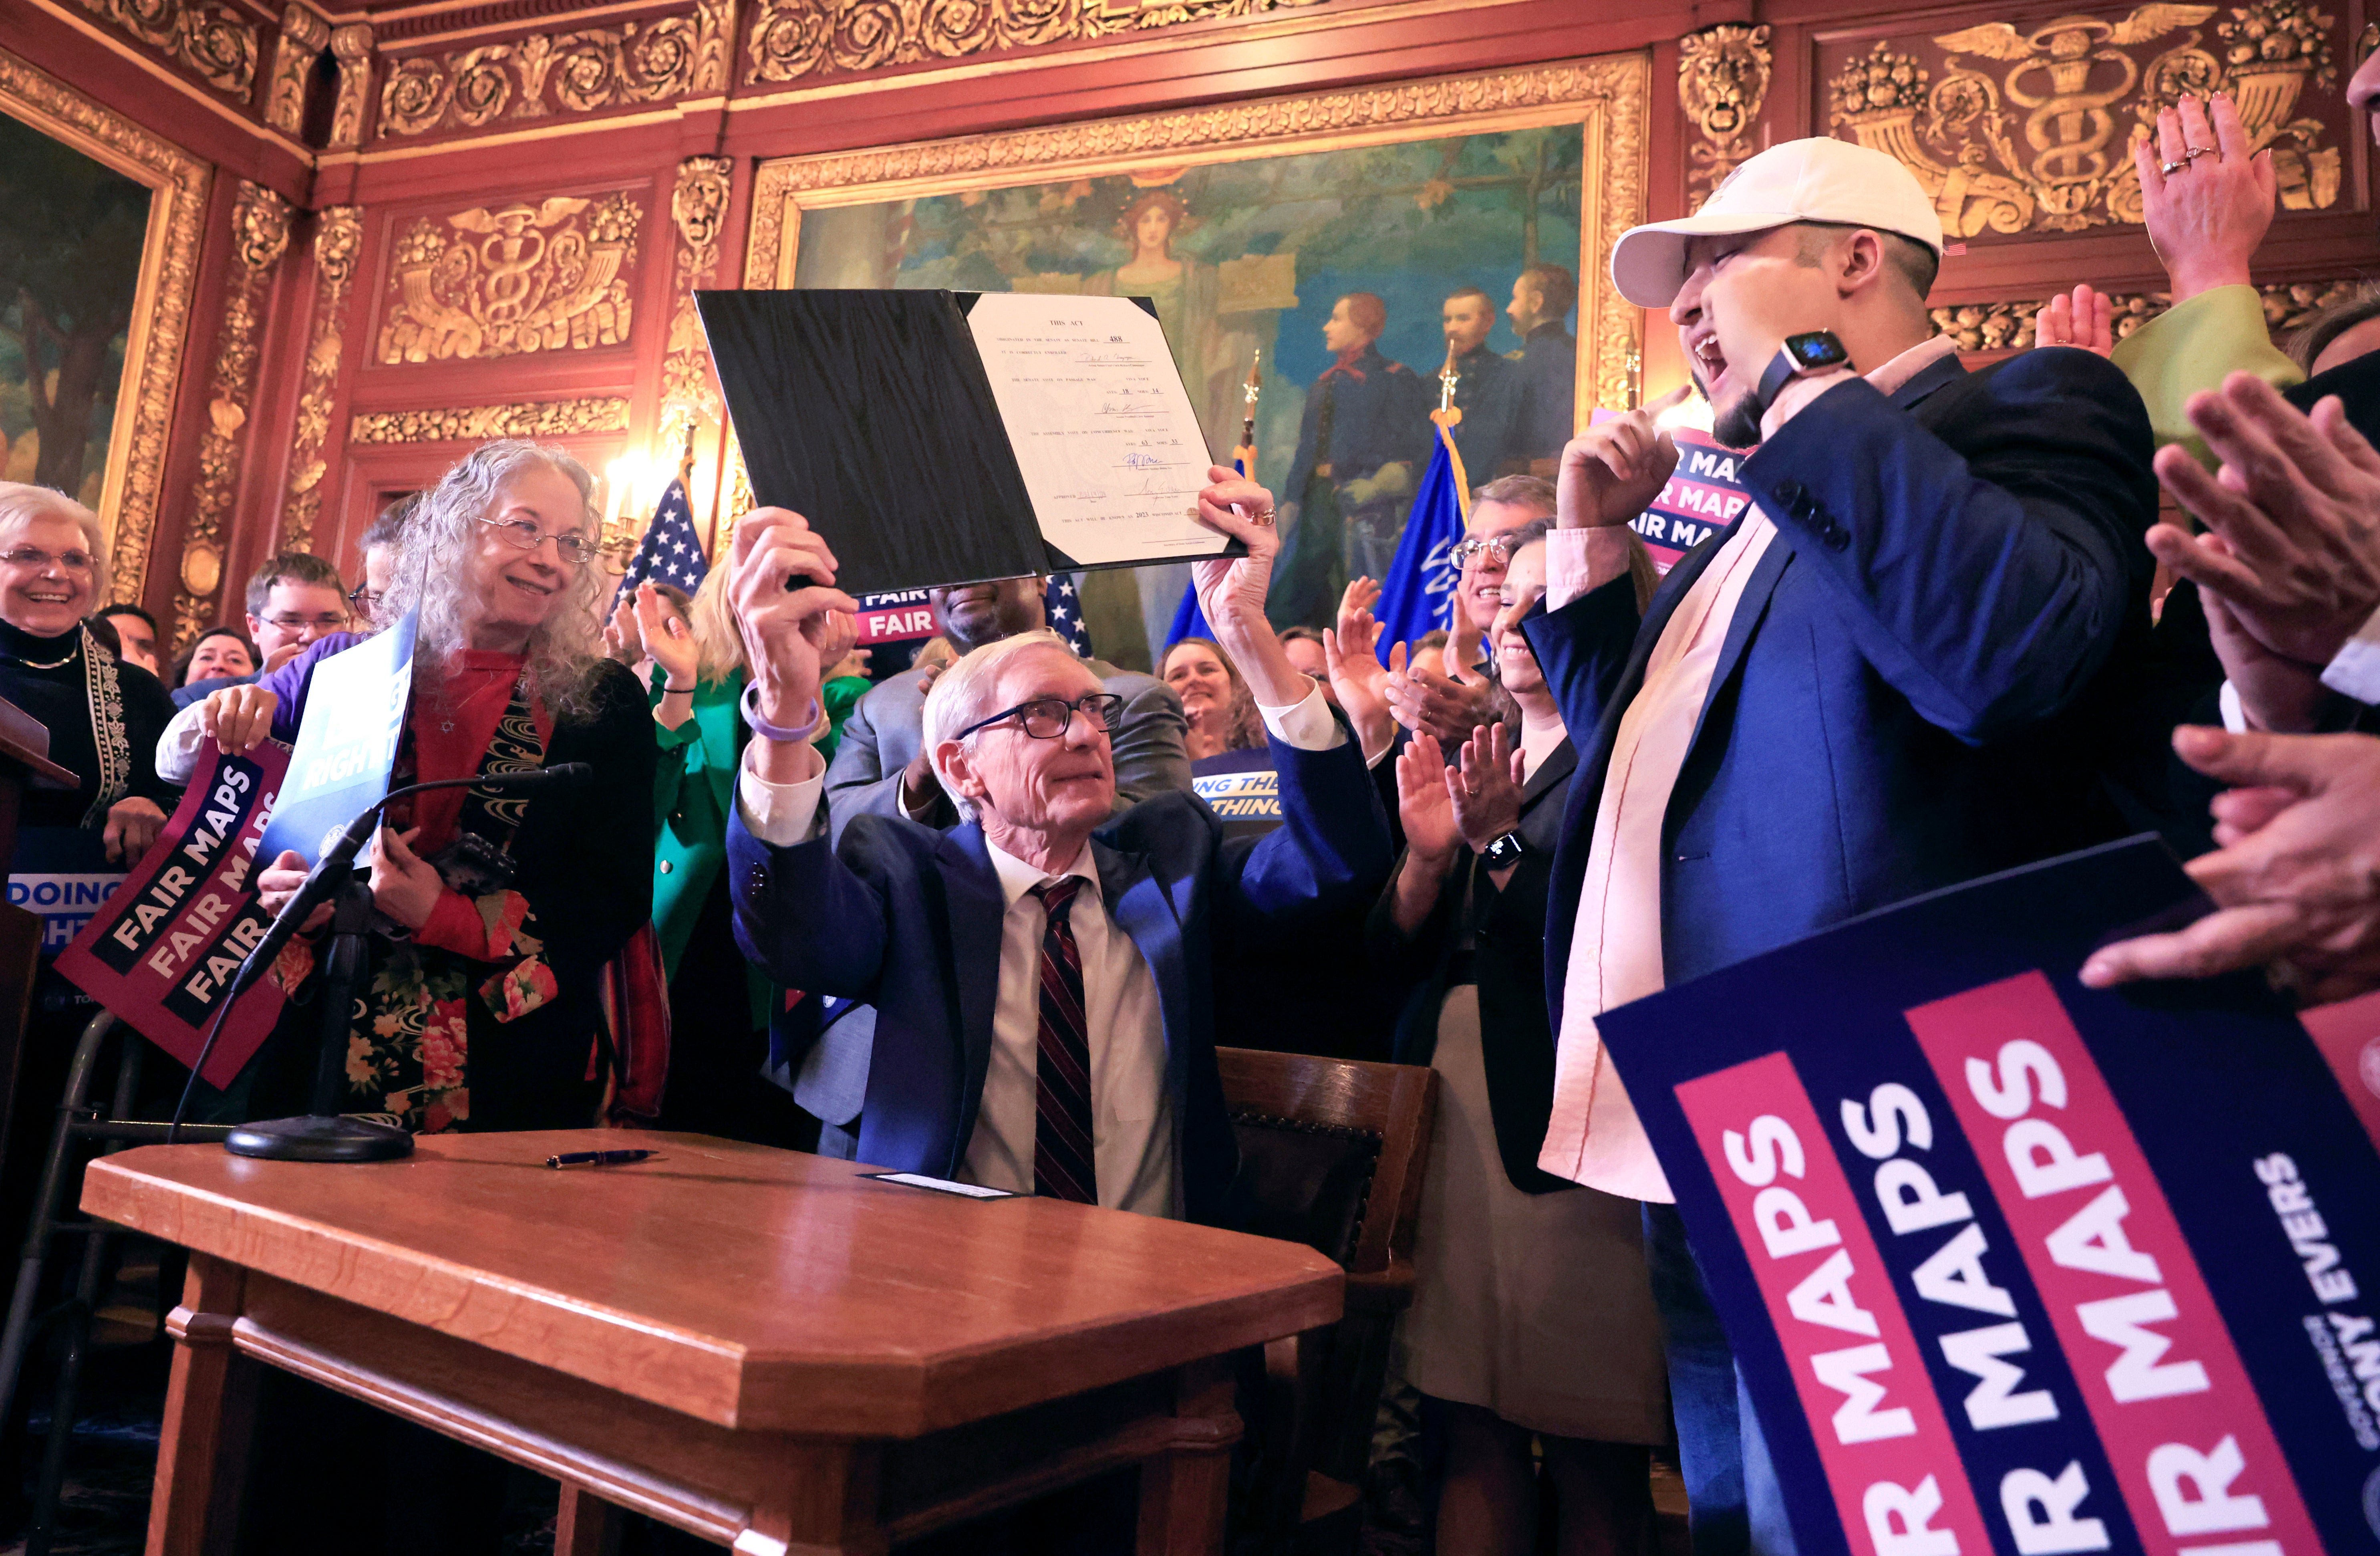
xmin=548 ymin=1149 xmax=655 ymax=1168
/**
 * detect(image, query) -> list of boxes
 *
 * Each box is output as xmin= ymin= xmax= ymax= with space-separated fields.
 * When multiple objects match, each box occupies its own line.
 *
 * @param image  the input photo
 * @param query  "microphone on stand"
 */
xmin=168 ymin=762 xmax=593 ymax=1159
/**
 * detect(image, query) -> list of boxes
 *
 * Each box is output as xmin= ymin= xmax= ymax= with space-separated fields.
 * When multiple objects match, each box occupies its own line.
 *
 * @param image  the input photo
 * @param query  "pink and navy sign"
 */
xmin=1599 ymin=837 xmax=2380 ymax=1556
xmin=1591 ymin=412 xmax=1753 ymax=573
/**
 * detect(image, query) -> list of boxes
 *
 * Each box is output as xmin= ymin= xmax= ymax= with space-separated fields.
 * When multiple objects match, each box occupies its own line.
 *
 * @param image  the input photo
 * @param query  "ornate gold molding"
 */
xmin=330 ymin=22 xmax=373 ymax=147
xmin=661 ymin=156 xmax=732 ymax=443
xmin=0 ymin=45 xmax=210 ymax=610
xmin=745 ymin=0 xmax=1326 ymax=83
xmin=1832 ymin=0 xmax=2341 ymax=238
xmin=173 ymin=181 xmax=292 ymax=647
xmin=1679 ymin=24 xmax=1771 ymax=200
xmin=349 ymin=397 xmax=633 ymax=444
xmin=748 ymin=56 xmax=1647 ymax=412
xmin=376 ymin=0 xmax=729 ymax=138
xmin=265 ymin=4 xmax=328 ymax=134
xmin=376 ymin=191 xmax=642 ymax=363
xmin=70 ymin=0 xmax=259 ymax=98
xmin=280 ymin=207 xmax=363 ymax=555
xmin=1928 ymin=278 xmax=2356 ymax=351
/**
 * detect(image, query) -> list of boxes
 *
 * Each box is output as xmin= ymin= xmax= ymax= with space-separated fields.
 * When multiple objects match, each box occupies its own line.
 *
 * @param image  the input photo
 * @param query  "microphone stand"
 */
xmin=214 ymin=763 xmax=590 ymax=1164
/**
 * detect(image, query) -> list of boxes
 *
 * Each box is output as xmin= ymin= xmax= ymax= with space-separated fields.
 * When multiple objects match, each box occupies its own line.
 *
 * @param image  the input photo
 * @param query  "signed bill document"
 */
xmin=699 ymin=288 xmax=1239 ymax=596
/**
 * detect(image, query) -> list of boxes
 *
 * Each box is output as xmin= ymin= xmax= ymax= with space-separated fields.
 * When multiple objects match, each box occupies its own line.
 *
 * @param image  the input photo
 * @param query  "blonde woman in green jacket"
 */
xmin=613 ymin=568 xmax=844 ymax=1142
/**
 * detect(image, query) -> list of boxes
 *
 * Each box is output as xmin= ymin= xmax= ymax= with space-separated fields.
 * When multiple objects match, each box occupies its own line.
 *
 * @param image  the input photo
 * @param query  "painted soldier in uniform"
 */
xmin=1269 ymin=292 xmax=1432 ymax=629
xmin=1439 ymin=286 xmax=1521 ymax=482
xmin=1505 ymin=262 xmax=1579 ymax=472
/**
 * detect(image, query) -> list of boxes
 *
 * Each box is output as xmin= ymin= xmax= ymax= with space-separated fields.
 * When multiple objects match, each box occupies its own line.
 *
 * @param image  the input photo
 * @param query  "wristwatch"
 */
xmin=1482 ymin=831 xmax=1528 ymax=870
xmin=1752 ymin=330 xmax=1851 ymax=419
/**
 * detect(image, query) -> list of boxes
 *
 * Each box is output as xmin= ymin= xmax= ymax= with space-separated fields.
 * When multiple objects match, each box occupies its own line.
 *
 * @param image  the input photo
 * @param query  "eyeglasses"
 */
xmin=2360 ymin=19 xmax=2378 ymax=60
xmin=0 ymin=547 xmax=93 ymax=574
xmin=954 ymin=693 xmax=1127 ymax=742
xmin=347 ymin=586 xmax=383 ymax=612
xmin=262 ymin=611 xmax=348 ymax=631
xmin=1449 ymin=534 xmax=1524 ymax=568
xmin=476 ymin=515 xmax=596 ymax=566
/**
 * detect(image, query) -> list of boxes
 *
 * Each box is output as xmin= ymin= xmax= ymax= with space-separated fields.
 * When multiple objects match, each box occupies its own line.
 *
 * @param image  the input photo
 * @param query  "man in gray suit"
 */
xmin=824 ymin=575 xmax=1189 ymax=845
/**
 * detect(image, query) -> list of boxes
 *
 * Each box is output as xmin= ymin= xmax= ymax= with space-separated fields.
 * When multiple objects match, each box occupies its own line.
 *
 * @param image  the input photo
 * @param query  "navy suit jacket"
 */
xmin=727 ymin=733 xmax=1393 ymax=1225
xmin=1523 ymin=346 xmax=2157 ymax=1025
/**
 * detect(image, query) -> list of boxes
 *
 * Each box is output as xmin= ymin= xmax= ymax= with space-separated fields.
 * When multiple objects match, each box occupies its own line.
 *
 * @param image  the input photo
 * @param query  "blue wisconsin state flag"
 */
xmin=613 ymin=478 xmax=708 ymax=611
xmin=1371 ymin=421 xmax=1469 ymax=663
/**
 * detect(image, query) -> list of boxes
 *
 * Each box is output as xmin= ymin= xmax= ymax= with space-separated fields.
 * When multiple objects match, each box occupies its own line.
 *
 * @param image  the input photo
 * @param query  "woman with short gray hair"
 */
xmin=0 ymin=481 xmax=178 ymax=862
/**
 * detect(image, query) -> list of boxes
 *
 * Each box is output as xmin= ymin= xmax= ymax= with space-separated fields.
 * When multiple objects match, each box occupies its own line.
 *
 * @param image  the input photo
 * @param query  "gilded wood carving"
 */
xmin=662 ymin=157 xmax=733 ymax=443
xmin=743 ymin=0 xmax=1327 ymax=83
xmin=69 ymin=0 xmax=259 ymax=98
xmin=0 ymin=45 xmax=209 ymax=610
xmin=1679 ymin=24 xmax=1773 ymax=198
xmin=1830 ymin=0 xmax=2342 ymax=238
xmin=266 ymin=4 xmax=329 ymax=136
xmin=330 ymin=23 xmax=373 ymax=147
xmin=349 ymin=399 xmax=633 ymax=443
xmin=281 ymin=207 xmax=362 ymax=554
xmin=377 ymin=0 xmax=729 ymax=138
xmin=1930 ymin=277 xmax=2358 ymax=349
xmin=375 ymin=193 xmax=642 ymax=363
xmin=174 ymin=180 xmax=292 ymax=646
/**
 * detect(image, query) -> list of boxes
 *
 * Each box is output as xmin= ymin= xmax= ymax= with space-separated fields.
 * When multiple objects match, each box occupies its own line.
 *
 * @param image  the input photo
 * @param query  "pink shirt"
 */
xmin=1536 ymin=335 xmax=1959 ymax=1201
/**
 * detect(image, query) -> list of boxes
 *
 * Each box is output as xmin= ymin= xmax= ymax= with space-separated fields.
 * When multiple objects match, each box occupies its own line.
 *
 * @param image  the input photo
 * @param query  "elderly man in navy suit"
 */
xmin=1524 ymin=137 xmax=2157 ymax=1554
xmin=723 ymin=471 xmax=1391 ymax=1223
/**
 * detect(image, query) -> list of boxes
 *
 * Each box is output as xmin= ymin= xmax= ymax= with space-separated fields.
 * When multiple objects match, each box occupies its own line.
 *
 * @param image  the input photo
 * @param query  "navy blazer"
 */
xmin=727 ymin=732 xmax=1393 ymax=1225
xmin=1524 ymin=346 xmax=2156 ymax=1024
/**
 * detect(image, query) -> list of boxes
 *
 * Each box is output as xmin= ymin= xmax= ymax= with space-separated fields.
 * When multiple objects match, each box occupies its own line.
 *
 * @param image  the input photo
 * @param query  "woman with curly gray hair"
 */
xmin=175 ymin=439 xmax=654 ymax=1137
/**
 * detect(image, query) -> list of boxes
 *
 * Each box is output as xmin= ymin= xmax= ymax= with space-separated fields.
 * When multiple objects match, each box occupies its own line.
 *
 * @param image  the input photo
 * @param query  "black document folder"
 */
xmin=697 ymin=288 xmax=1240 ymax=597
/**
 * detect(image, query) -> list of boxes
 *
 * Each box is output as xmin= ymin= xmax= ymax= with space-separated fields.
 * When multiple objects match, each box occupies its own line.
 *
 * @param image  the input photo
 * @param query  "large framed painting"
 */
xmin=745 ymin=56 xmax=1647 ymax=659
xmin=0 ymin=47 xmax=209 ymax=605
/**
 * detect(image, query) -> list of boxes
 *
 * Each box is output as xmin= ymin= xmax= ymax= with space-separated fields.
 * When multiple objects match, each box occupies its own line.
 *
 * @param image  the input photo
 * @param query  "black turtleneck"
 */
xmin=0 ymin=617 xmax=181 ymax=827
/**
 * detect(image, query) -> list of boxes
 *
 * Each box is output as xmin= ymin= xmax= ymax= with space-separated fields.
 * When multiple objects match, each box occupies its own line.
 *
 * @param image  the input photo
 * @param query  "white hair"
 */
xmin=919 ymin=628 xmax=1087 ymax=823
xmin=381 ymin=439 xmax=608 ymax=723
xmin=0 ymin=483 xmax=109 ymax=603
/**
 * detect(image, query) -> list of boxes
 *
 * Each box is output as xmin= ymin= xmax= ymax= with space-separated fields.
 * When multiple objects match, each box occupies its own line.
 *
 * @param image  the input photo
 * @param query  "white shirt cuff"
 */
xmin=157 ymin=700 xmax=207 ymax=786
xmin=736 ymin=741 xmax=828 ymax=847
xmin=2321 ymin=602 xmax=2380 ymax=706
xmin=1544 ymin=527 xmax=1638 ymax=610
xmin=1255 ymin=683 xmax=1346 ymax=752
xmin=2217 ymin=679 xmax=2249 ymax=734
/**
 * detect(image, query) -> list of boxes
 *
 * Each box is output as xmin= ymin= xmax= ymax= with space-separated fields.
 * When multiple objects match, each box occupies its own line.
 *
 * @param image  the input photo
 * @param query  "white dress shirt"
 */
xmin=2215 ymin=610 xmax=2380 ymax=731
xmin=735 ymin=679 xmax=1346 ymax=1216
xmin=1536 ymin=335 xmax=1958 ymax=1203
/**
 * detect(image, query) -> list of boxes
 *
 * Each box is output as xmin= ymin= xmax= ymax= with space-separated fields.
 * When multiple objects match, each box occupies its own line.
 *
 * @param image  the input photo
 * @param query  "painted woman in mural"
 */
xmin=1081 ymin=189 xmax=1243 ymax=458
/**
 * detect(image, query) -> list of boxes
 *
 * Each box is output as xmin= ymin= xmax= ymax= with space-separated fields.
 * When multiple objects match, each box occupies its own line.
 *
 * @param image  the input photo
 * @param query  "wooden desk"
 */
xmin=82 ymin=1130 xmax=1345 ymax=1556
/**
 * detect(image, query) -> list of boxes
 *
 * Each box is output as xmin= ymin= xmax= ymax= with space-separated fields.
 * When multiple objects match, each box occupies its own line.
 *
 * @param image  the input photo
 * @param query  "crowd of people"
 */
xmin=0 ymin=58 xmax=2378 ymax=1556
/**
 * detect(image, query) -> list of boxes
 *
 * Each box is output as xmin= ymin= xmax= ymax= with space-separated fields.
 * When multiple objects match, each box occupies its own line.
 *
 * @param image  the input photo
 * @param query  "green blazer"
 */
xmin=650 ymin=668 xmax=772 ymax=1026
xmin=2109 ymin=284 xmax=2301 ymax=466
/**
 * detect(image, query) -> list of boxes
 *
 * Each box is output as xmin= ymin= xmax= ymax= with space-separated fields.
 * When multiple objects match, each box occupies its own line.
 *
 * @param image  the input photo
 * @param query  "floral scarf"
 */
xmin=334 ymin=675 xmax=558 ymax=1133
xmin=77 ymin=625 xmax=129 ymax=828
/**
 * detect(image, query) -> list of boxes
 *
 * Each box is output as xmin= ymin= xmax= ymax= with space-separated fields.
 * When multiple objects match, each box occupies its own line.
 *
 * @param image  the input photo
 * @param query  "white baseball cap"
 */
xmin=1610 ymin=137 xmax=1945 ymax=309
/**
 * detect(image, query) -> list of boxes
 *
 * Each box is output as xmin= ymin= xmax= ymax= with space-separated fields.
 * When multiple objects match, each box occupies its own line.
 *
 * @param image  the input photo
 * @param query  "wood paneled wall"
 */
xmin=4 ymin=0 xmax=2374 ymax=643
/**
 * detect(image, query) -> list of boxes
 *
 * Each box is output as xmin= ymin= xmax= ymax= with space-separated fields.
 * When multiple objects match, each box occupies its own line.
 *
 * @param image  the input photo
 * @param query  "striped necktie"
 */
xmin=1029 ymin=878 xmax=1097 ymax=1204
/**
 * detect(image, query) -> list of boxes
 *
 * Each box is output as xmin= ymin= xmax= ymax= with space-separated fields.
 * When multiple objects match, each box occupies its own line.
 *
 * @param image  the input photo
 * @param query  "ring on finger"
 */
xmin=2159 ymin=158 xmax=2189 ymax=175
xmin=2184 ymin=145 xmax=2217 ymax=160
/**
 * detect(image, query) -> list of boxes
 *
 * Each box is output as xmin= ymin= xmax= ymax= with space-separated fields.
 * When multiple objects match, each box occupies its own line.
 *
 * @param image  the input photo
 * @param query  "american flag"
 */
xmin=612 ymin=478 xmax=708 ymax=609
xmin=1045 ymin=573 xmax=1093 ymax=657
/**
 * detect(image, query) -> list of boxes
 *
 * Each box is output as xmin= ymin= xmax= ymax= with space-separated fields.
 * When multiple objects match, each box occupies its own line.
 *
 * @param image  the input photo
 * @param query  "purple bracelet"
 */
xmin=741 ymin=682 xmax=826 ymax=744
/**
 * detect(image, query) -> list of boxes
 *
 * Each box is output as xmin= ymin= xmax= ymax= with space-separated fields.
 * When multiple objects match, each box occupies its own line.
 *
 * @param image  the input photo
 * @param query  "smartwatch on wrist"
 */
xmin=1752 ymin=330 xmax=1851 ymax=419
xmin=1482 ymin=831 xmax=1528 ymax=870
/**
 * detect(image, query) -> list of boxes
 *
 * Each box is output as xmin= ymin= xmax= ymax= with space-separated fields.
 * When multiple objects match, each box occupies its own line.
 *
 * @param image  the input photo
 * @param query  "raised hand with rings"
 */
xmin=2134 ymin=93 xmax=2277 ymax=304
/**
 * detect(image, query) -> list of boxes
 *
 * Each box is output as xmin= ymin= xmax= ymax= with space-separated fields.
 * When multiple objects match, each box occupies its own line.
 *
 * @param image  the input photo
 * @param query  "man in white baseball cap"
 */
xmin=1518 ymin=140 xmax=2162 ymax=1556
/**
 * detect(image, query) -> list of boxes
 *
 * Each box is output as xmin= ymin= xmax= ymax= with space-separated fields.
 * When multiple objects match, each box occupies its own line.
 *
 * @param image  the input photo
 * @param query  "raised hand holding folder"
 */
xmin=698 ymin=289 xmax=1242 ymax=597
